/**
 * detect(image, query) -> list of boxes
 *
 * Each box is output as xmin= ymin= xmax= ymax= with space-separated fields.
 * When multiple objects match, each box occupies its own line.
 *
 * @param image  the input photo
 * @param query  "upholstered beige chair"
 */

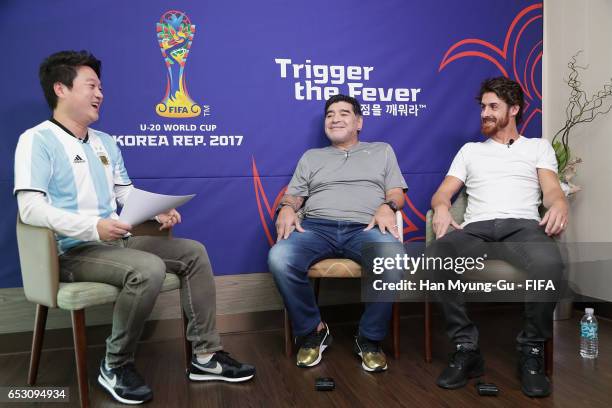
xmin=283 ymin=211 xmax=403 ymax=359
xmin=424 ymin=190 xmax=553 ymax=376
xmin=16 ymin=217 xmax=190 ymax=408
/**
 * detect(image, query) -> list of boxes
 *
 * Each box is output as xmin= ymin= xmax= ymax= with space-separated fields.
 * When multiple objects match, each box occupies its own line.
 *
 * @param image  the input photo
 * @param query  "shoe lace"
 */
xmin=522 ymin=347 xmax=544 ymax=373
xmin=116 ymin=363 xmax=145 ymax=386
xmin=358 ymin=337 xmax=382 ymax=354
xmin=450 ymin=349 xmax=474 ymax=367
xmin=301 ymin=328 xmax=326 ymax=349
xmin=214 ymin=351 xmax=242 ymax=368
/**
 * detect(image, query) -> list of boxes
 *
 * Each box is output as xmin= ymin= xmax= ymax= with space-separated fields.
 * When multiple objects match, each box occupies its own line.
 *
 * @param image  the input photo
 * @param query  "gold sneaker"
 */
xmin=354 ymin=335 xmax=388 ymax=372
xmin=296 ymin=323 xmax=332 ymax=367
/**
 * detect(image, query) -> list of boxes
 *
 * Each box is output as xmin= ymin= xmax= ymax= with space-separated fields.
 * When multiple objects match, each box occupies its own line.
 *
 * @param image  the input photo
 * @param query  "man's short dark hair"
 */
xmin=325 ymin=94 xmax=362 ymax=116
xmin=477 ymin=77 xmax=524 ymax=124
xmin=39 ymin=50 xmax=102 ymax=110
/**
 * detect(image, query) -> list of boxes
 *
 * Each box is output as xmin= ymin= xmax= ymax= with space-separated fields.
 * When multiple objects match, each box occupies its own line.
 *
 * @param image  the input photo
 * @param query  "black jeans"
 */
xmin=426 ymin=218 xmax=563 ymax=347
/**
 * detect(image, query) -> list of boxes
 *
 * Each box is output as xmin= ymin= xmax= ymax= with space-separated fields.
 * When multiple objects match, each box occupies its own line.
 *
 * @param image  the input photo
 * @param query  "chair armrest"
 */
xmin=425 ymin=189 xmax=469 ymax=246
xmin=16 ymin=215 xmax=60 ymax=307
xmin=132 ymin=220 xmax=172 ymax=238
xmin=425 ymin=209 xmax=435 ymax=245
xmin=396 ymin=211 xmax=404 ymax=242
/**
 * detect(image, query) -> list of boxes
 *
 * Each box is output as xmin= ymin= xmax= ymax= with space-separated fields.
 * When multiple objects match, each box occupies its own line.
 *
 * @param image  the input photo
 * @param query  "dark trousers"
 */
xmin=426 ymin=218 xmax=563 ymax=347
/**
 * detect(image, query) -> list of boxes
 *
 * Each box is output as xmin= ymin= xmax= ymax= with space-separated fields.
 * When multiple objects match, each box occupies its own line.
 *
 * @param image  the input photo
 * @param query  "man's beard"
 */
xmin=481 ymin=111 xmax=510 ymax=136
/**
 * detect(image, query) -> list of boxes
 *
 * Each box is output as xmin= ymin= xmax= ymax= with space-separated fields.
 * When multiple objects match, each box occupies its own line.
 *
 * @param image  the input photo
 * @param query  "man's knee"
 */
xmin=426 ymin=229 xmax=462 ymax=255
xmin=361 ymin=228 xmax=402 ymax=244
xmin=268 ymin=243 xmax=289 ymax=275
xmin=268 ymin=241 xmax=305 ymax=279
xmin=126 ymin=253 xmax=166 ymax=290
xmin=180 ymin=238 xmax=208 ymax=256
xmin=530 ymin=258 xmax=564 ymax=282
xmin=172 ymin=238 xmax=209 ymax=261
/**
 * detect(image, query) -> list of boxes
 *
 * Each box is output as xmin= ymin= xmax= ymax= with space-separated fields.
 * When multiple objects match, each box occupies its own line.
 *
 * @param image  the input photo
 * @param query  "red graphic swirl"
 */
xmin=439 ymin=3 xmax=543 ymax=134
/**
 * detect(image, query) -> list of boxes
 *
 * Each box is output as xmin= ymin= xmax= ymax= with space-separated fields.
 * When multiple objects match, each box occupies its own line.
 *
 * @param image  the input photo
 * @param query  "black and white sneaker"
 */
xmin=518 ymin=344 xmax=551 ymax=397
xmin=189 ymin=351 xmax=255 ymax=382
xmin=98 ymin=359 xmax=153 ymax=405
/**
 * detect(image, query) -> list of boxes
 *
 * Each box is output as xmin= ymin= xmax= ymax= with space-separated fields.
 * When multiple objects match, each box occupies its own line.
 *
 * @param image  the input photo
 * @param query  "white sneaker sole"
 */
xmin=188 ymin=372 xmax=255 ymax=382
xmin=356 ymin=348 xmax=388 ymax=372
xmin=97 ymin=374 xmax=148 ymax=405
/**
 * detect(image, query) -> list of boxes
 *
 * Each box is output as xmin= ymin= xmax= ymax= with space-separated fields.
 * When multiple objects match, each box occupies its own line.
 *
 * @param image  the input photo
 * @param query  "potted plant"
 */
xmin=552 ymin=51 xmax=612 ymax=196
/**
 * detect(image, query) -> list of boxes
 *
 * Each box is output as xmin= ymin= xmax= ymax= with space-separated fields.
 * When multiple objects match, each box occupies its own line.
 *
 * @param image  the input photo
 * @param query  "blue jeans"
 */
xmin=268 ymin=217 xmax=405 ymax=341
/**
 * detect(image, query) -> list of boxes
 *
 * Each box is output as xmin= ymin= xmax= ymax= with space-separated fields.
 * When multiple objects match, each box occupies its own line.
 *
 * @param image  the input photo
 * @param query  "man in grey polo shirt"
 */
xmin=268 ymin=94 xmax=407 ymax=372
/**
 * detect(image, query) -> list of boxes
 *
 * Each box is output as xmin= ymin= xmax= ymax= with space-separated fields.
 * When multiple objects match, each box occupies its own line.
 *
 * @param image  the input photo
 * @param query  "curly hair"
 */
xmin=324 ymin=94 xmax=362 ymax=116
xmin=476 ymin=77 xmax=524 ymax=124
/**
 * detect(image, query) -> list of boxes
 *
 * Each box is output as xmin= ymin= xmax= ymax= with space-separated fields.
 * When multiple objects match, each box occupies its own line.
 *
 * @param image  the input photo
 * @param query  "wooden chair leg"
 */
xmin=181 ymin=310 xmax=191 ymax=371
xmin=545 ymin=337 xmax=553 ymax=377
xmin=28 ymin=304 xmax=48 ymax=385
xmin=425 ymin=300 xmax=432 ymax=363
xmin=392 ymin=303 xmax=400 ymax=359
xmin=71 ymin=310 xmax=89 ymax=408
xmin=284 ymin=309 xmax=293 ymax=357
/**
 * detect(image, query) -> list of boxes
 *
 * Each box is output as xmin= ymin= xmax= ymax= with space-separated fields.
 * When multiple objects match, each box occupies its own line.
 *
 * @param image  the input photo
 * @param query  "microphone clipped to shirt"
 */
xmin=506 ymin=139 xmax=514 ymax=148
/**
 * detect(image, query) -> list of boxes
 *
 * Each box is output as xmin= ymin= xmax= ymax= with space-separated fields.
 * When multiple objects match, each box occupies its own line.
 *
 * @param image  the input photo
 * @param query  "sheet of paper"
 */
xmin=119 ymin=188 xmax=195 ymax=226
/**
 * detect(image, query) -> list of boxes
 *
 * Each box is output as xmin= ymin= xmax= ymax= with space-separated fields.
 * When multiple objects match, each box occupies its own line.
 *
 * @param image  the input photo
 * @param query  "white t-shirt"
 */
xmin=447 ymin=136 xmax=557 ymax=226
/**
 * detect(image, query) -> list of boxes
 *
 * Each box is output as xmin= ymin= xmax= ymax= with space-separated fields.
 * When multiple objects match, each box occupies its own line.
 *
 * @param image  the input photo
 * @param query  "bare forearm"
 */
xmin=431 ymin=191 xmax=452 ymax=212
xmin=543 ymin=189 xmax=567 ymax=209
xmin=385 ymin=189 xmax=405 ymax=208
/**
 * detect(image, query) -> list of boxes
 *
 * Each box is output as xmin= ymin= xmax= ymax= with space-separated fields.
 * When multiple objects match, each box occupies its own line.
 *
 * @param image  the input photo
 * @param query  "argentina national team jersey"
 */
xmin=14 ymin=120 xmax=131 ymax=253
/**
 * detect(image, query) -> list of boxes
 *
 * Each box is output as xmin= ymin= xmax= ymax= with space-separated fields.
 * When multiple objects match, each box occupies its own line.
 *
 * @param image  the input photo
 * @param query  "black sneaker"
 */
xmin=354 ymin=335 xmax=388 ymax=372
xmin=436 ymin=345 xmax=484 ymax=389
xmin=189 ymin=351 xmax=255 ymax=382
xmin=295 ymin=323 xmax=332 ymax=367
xmin=518 ymin=344 xmax=551 ymax=397
xmin=98 ymin=359 xmax=153 ymax=405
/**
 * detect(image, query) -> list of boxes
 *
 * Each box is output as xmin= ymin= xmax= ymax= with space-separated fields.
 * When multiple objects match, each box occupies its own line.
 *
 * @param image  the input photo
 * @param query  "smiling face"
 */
xmin=480 ymin=92 xmax=516 ymax=137
xmin=56 ymin=65 xmax=103 ymax=126
xmin=324 ymin=101 xmax=363 ymax=147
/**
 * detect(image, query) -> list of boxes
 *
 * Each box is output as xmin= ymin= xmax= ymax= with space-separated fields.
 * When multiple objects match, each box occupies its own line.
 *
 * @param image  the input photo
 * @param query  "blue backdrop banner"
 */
xmin=0 ymin=0 xmax=543 ymax=286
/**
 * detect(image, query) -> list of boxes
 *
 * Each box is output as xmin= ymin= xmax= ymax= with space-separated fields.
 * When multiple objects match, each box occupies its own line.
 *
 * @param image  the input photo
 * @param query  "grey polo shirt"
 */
xmin=286 ymin=141 xmax=408 ymax=224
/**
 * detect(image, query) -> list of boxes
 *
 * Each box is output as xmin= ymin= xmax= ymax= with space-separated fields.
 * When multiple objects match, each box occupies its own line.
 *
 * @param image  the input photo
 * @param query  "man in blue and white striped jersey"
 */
xmin=14 ymin=50 xmax=255 ymax=405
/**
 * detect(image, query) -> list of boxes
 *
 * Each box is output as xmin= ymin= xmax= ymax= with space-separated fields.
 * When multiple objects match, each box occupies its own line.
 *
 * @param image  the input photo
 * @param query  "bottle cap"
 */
xmin=585 ymin=307 xmax=594 ymax=315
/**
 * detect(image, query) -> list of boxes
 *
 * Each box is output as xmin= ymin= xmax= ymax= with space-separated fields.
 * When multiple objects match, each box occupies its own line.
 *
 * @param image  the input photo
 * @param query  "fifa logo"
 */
xmin=155 ymin=10 xmax=201 ymax=118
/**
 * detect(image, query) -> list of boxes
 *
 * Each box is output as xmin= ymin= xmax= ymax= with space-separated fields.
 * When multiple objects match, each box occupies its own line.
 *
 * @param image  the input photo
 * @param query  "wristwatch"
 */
xmin=383 ymin=200 xmax=398 ymax=212
xmin=275 ymin=202 xmax=293 ymax=215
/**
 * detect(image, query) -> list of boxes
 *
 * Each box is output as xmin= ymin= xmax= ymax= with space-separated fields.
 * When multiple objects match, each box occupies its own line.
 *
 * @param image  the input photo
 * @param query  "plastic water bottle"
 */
xmin=580 ymin=308 xmax=598 ymax=358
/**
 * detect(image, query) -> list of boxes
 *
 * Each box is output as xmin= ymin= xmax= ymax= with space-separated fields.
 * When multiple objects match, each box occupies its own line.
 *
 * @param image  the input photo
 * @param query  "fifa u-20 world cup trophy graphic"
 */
xmin=156 ymin=10 xmax=201 ymax=118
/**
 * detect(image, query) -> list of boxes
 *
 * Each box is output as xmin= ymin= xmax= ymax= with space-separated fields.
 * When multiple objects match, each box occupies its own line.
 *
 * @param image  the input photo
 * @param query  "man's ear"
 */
xmin=357 ymin=115 xmax=363 ymax=131
xmin=509 ymin=104 xmax=520 ymax=118
xmin=53 ymin=82 xmax=67 ymax=100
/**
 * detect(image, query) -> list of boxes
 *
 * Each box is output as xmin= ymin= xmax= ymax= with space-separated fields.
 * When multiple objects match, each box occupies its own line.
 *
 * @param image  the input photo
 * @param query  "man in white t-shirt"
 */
xmin=428 ymin=77 xmax=568 ymax=398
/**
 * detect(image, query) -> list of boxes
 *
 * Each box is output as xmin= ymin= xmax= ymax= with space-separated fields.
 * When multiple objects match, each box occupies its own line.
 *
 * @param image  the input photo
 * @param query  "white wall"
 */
xmin=544 ymin=0 xmax=612 ymax=301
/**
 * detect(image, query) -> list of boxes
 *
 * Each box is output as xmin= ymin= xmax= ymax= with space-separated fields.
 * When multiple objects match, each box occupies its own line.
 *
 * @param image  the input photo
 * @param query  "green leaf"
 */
xmin=553 ymin=140 xmax=569 ymax=174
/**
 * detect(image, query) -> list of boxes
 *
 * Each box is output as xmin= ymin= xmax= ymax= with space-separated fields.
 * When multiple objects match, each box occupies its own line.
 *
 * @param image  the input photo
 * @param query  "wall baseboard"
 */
xmin=0 ymin=272 xmax=364 ymax=334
